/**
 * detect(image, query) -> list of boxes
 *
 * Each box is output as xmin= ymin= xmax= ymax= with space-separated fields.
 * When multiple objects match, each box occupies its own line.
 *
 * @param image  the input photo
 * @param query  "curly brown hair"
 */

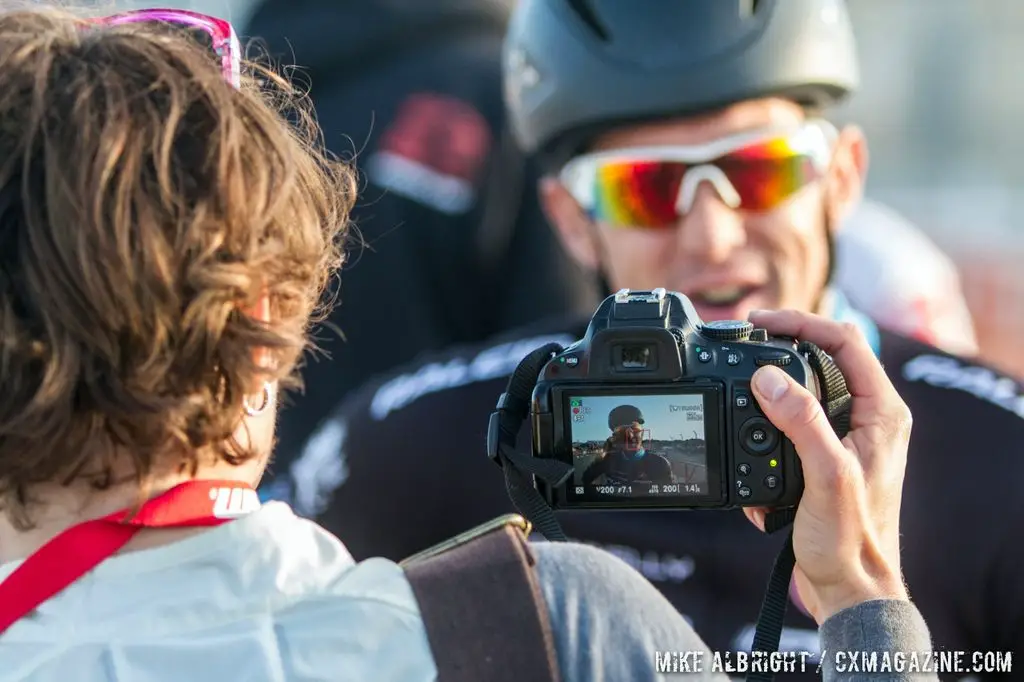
xmin=0 ymin=8 xmax=356 ymax=528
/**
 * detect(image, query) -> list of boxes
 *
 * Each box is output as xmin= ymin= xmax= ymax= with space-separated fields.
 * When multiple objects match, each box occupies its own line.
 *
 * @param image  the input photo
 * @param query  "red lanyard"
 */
xmin=0 ymin=479 xmax=260 ymax=636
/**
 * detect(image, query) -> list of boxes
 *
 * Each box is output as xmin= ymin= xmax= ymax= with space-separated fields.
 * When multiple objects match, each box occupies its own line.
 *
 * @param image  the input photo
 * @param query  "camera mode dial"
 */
xmin=700 ymin=319 xmax=754 ymax=342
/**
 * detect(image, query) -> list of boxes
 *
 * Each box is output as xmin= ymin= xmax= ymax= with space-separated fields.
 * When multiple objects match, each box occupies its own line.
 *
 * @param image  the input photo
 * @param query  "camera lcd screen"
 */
xmin=566 ymin=392 xmax=709 ymax=499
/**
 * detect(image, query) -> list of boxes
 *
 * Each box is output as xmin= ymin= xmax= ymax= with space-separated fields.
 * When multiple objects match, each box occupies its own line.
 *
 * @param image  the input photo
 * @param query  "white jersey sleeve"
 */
xmin=835 ymin=199 xmax=979 ymax=356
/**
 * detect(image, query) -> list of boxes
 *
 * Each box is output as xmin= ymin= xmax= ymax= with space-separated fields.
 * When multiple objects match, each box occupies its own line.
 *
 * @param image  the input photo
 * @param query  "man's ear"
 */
xmin=826 ymin=124 xmax=869 ymax=232
xmin=539 ymin=177 xmax=601 ymax=270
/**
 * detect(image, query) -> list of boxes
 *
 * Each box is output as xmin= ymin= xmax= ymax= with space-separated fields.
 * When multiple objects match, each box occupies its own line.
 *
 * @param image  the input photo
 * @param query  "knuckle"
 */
xmin=888 ymin=401 xmax=914 ymax=443
xmin=838 ymin=320 xmax=865 ymax=342
xmin=819 ymin=454 xmax=858 ymax=495
xmin=773 ymin=308 xmax=800 ymax=325
xmin=817 ymin=458 xmax=844 ymax=494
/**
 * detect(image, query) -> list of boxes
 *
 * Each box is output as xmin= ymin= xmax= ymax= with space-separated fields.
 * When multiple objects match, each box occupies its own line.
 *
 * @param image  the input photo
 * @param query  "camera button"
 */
xmin=725 ymin=350 xmax=743 ymax=366
xmin=763 ymin=475 xmax=779 ymax=490
xmin=737 ymin=463 xmax=751 ymax=476
xmin=697 ymin=349 xmax=713 ymax=363
xmin=740 ymin=417 xmax=779 ymax=455
xmin=737 ymin=486 xmax=752 ymax=499
xmin=734 ymin=392 xmax=751 ymax=409
xmin=755 ymin=351 xmax=791 ymax=367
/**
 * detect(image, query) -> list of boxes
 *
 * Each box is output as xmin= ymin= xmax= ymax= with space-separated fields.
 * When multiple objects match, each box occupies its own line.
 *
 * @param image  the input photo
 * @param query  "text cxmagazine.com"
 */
xmin=654 ymin=649 xmax=1013 ymax=675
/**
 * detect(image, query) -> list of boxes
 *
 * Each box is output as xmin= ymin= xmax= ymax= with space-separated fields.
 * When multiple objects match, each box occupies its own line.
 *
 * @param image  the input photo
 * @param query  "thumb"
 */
xmin=751 ymin=365 xmax=846 ymax=485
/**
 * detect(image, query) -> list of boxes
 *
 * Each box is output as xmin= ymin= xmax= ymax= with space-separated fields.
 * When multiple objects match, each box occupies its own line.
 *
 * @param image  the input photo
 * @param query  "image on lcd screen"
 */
xmin=568 ymin=393 xmax=708 ymax=497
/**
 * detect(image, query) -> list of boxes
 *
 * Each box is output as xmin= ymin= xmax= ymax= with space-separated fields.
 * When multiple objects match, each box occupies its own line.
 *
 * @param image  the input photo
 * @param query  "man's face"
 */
xmin=614 ymin=422 xmax=645 ymax=451
xmin=541 ymin=98 xmax=867 ymax=322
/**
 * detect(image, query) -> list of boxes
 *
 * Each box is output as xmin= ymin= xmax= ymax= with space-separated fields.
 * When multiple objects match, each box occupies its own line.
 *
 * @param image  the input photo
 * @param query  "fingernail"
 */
xmin=754 ymin=366 xmax=789 ymax=403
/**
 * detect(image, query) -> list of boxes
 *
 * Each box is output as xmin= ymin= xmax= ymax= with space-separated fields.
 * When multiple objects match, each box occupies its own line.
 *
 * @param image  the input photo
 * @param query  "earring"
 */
xmin=243 ymin=382 xmax=276 ymax=417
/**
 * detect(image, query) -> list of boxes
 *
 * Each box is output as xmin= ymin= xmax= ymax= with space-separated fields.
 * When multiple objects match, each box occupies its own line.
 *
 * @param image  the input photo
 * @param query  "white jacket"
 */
xmin=0 ymin=503 xmax=436 ymax=682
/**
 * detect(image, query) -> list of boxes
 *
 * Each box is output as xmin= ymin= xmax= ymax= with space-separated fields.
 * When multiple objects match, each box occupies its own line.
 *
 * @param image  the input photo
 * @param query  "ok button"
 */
xmin=740 ymin=417 xmax=778 ymax=455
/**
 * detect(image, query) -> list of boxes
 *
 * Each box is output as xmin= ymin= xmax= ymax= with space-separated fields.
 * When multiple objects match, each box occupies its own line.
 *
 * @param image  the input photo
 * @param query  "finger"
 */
xmin=743 ymin=506 xmax=767 ymax=532
xmin=751 ymin=365 xmax=852 ymax=489
xmin=748 ymin=309 xmax=892 ymax=401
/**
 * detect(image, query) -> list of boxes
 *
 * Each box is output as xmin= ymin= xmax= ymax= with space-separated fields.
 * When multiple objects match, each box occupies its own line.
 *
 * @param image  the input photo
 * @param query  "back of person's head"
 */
xmin=0 ymin=7 xmax=356 ymax=528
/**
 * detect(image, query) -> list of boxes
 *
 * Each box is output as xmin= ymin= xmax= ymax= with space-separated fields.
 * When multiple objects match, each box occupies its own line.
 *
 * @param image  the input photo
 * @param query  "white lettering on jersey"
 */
xmin=369 ymin=334 xmax=577 ymax=421
xmin=902 ymin=354 xmax=1024 ymax=419
xmin=290 ymin=419 xmax=349 ymax=518
xmin=209 ymin=486 xmax=261 ymax=519
xmin=367 ymin=152 xmax=475 ymax=215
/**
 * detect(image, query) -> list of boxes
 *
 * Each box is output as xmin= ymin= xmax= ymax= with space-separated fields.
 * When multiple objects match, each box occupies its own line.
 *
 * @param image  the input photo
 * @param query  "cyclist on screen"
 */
xmin=581 ymin=405 xmax=674 ymax=486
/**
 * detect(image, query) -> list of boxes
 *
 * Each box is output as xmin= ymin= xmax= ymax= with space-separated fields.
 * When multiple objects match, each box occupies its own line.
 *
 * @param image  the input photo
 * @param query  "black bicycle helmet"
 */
xmin=608 ymin=404 xmax=645 ymax=430
xmin=503 ymin=0 xmax=859 ymax=165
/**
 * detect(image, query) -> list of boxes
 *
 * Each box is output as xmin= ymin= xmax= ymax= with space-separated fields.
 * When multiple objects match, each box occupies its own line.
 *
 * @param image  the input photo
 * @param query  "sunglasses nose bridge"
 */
xmin=675 ymin=164 xmax=742 ymax=214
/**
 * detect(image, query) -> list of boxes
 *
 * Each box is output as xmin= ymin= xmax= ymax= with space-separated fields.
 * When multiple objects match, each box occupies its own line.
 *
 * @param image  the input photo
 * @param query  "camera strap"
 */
xmin=487 ymin=341 xmax=851 ymax=682
xmin=486 ymin=343 xmax=574 ymax=541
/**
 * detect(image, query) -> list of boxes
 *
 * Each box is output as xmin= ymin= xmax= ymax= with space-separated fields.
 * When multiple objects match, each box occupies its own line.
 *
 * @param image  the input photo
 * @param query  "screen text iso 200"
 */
xmin=649 ymin=484 xmax=701 ymax=494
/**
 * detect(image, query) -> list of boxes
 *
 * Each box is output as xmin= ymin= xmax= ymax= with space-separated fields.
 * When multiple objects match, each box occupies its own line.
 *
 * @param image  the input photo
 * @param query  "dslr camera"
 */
xmin=532 ymin=288 xmax=825 ymax=510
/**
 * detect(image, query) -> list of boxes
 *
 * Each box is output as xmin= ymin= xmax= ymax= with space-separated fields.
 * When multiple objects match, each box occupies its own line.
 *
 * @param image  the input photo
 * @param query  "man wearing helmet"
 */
xmin=293 ymin=1 xmax=1023 ymax=675
xmin=580 ymin=405 xmax=675 ymax=485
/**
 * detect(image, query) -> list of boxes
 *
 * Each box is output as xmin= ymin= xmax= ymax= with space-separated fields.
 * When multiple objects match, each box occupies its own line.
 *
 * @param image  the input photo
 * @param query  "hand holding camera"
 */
xmin=490 ymin=289 xmax=916 ymax=650
xmin=743 ymin=309 xmax=912 ymax=624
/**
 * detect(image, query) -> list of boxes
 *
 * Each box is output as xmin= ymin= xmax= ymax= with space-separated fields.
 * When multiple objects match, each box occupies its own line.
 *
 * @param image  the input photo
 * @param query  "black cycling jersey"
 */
xmin=274 ymin=314 xmax=1024 ymax=680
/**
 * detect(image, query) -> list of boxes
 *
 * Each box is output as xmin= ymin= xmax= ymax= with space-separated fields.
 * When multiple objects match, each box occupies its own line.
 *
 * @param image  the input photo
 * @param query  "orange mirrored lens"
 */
xmin=590 ymin=136 xmax=824 ymax=228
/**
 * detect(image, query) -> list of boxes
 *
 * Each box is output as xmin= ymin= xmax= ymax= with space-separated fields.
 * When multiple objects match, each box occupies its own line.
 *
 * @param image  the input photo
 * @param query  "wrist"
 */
xmin=815 ymin=573 xmax=909 ymax=624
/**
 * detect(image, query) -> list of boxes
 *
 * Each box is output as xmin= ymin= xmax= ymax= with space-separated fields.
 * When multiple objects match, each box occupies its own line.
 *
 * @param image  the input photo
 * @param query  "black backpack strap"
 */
xmin=400 ymin=514 xmax=562 ymax=682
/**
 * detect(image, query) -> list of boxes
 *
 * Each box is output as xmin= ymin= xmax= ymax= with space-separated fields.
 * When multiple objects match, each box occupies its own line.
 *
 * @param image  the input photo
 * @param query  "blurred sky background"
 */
xmin=113 ymin=0 xmax=1024 ymax=377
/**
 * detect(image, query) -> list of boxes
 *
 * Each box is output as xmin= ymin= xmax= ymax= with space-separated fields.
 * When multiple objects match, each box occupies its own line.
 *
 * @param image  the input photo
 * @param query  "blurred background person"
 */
xmin=835 ymin=199 xmax=980 ymax=356
xmin=243 ymin=0 xmax=601 ymax=496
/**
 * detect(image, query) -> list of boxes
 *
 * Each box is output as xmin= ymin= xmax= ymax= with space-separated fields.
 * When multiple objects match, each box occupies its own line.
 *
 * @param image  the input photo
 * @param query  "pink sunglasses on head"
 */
xmin=88 ymin=8 xmax=241 ymax=88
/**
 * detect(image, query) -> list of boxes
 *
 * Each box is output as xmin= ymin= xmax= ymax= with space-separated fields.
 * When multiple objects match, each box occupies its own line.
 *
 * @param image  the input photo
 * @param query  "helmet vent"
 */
xmin=565 ymin=0 xmax=610 ymax=41
xmin=738 ymin=0 xmax=763 ymax=18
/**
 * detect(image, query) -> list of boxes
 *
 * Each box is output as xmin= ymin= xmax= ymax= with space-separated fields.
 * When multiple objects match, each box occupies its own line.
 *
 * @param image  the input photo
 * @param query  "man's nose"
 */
xmin=675 ymin=182 xmax=747 ymax=264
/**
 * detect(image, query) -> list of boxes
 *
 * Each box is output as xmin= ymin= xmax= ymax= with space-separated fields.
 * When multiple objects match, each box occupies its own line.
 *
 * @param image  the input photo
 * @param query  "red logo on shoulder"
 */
xmin=379 ymin=93 xmax=491 ymax=182
xmin=367 ymin=93 xmax=493 ymax=214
